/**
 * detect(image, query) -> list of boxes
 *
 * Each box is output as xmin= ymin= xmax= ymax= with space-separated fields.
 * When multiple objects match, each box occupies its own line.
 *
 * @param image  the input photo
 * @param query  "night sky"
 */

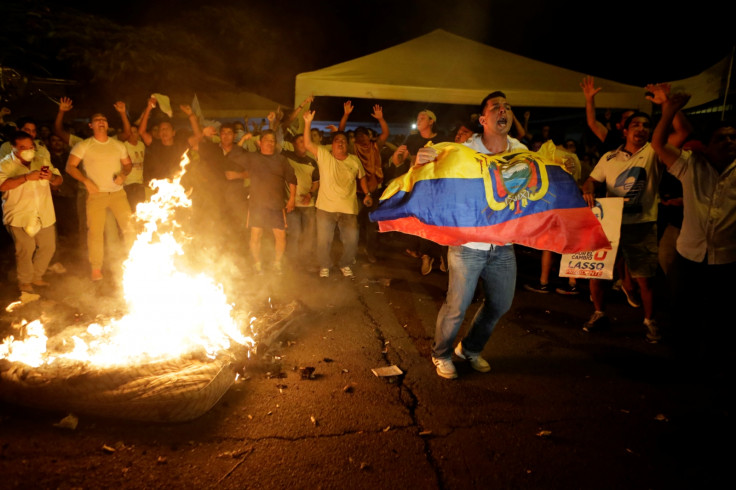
xmin=59 ymin=0 xmax=735 ymax=100
xmin=2 ymin=0 xmax=734 ymax=126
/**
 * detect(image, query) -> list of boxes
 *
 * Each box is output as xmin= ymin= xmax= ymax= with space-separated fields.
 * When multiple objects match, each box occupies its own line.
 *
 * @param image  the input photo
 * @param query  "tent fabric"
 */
xmin=296 ymin=29 xmax=646 ymax=109
xmin=192 ymin=90 xmax=286 ymax=118
xmin=668 ymin=56 xmax=731 ymax=109
xmin=295 ymin=29 xmax=728 ymax=110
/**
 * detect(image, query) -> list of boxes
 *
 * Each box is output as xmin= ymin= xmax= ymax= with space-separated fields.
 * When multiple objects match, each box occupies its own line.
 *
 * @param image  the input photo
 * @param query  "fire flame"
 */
xmin=1 ymin=155 xmax=254 ymax=368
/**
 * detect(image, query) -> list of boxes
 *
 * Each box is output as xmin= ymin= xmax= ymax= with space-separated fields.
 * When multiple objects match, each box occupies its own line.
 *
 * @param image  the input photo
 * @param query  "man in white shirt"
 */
xmin=66 ymin=111 xmax=133 ymax=281
xmin=0 ymin=131 xmax=63 ymax=293
xmin=428 ymin=91 xmax=527 ymax=379
xmin=651 ymin=89 xmax=736 ymax=357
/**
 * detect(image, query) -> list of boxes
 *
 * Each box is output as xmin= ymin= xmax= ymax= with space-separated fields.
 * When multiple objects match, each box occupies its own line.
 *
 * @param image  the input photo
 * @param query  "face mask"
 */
xmin=19 ymin=149 xmax=36 ymax=162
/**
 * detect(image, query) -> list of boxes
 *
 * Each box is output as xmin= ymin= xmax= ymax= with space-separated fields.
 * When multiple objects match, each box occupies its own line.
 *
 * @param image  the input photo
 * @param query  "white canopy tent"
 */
xmin=295 ymin=29 xmax=729 ymax=111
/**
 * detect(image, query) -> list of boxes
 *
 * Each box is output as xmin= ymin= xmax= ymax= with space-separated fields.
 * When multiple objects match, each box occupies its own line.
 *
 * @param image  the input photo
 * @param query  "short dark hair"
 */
xmin=623 ymin=112 xmax=652 ymax=130
xmin=220 ymin=122 xmax=236 ymax=132
xmin=261 ymin=129 xmax=276 ymax=138
xmin=354 ymin=127 xmax=371 ymax=138
xmin=704 ymin=120 xmax=736 ymax=144
xmin=479 ymin=91 xmax=507 ymax=113
xmin=157 ymin=116 xmax=173 ymax=128
xmin=88 ymin=113 xmax=107 ymax=123
xmin=16 ymin=117 xmax=37 ymax=130
xmin=11 ymin=130 xmax=33 ymax=146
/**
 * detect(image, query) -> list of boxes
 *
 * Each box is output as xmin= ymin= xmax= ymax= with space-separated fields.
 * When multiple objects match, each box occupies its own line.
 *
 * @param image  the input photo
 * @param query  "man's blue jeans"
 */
xmin=316 ymin=209 xmax=358 ymax=269
xmin=286 ymin=206 xmax=316 ymax=262
xmin=433 ymin=244 xmax=516 ymax=359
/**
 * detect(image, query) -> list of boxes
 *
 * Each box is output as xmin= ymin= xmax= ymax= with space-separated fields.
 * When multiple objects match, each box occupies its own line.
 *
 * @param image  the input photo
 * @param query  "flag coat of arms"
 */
xmin=370 ymin=141 xmax=610 ymax=254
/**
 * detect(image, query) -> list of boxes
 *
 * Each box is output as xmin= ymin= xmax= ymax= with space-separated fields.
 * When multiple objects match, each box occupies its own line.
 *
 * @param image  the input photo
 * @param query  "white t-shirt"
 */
xmin=70 ymin=137 xmax=129 ymax=193
xmin=590 ymin=143 xmax=661 ymax=225
xmin=124 ymin=140 xmax=145 ymax=185
xmin=461 ymin=134 xmax=528 ymax=251
xmin=315 ymin=145 xmax=365 ymax=215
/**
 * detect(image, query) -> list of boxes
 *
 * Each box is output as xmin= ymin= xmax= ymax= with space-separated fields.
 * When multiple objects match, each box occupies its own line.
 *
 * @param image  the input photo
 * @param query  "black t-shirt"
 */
xmin=189 ymin=141 xmax=249 ymax=200
xmin=244 ymin=152 xmax=297 ymax=210
xmin=144 ymin=138 xmax=190 ymax=183
xmin=392 ymin=131 xmax=450 ymax=178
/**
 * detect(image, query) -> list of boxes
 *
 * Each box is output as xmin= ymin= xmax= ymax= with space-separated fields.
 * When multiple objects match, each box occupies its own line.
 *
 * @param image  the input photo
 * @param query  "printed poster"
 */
xmin=559 ymin=197 xmax=623 ymax=280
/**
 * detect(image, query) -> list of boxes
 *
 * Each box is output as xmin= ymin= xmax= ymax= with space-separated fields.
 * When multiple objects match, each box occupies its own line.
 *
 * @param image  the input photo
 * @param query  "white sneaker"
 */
xmin=454 ymin=343 xmax=491 ymax=373
xmin=432 ymin=356 xmax=458 ymax=379
xmin=644 ymin=318 xmax=661 ymax=344
xmin=340 ymin=266 xmax=354 ymax=278
xmin=319 ymin=268 xmax=330 ymax=278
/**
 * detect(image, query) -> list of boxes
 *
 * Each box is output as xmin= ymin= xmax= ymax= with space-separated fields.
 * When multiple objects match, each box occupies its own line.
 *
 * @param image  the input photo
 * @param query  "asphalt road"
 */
xmin=0 ymin=232 xmax=728 ymax=489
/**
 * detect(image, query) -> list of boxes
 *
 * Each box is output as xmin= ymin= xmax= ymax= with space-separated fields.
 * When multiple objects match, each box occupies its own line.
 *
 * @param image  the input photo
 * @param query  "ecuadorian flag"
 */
xmin=370 ymin=141 xmax=610 ymax=253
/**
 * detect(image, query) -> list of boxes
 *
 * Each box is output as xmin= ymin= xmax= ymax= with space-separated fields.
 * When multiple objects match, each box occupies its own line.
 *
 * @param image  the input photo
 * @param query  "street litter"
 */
xmin=101 ymin=444 xmax=116 ymax=454
xmin=53 ymin=414 xmax=78 ymax=430
xmin=536 ymin=430 xmax=552 ymax=438
xmin=371 ymin=365 xmax=403 ymax=377
xmin=300 ymin=366 xmax=316 ymax=379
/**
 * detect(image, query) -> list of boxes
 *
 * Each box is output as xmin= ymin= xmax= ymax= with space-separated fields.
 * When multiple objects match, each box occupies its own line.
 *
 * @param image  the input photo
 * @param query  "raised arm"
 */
xmin=114 ymin=101 xmax=131 ymax=143
xmin=138 ymin=97 xmax=157 ymax=146
xmin=371 ymin=104 xmax=390 ymax=147
xmin=283 ymin=95 xmax=314 ymax=128
xmin=510 ymin=108 xmax=526 ymax=140
xmin=180 ymin=104 xmax=202 ymax=146
xmin=581 ymin=76 xmax=608 ymax=143
xmin=651 ymin=91 xmax=691 ymax=169
xmin=302 ymin=110 xmax=319 ymax=156
xmin=645 ymin=83 xmax=692 ymax=149
xmin=53 ymin=97 xmax=74 ymax=144
xmin=338 ymin=100 xmax=353 ymax=132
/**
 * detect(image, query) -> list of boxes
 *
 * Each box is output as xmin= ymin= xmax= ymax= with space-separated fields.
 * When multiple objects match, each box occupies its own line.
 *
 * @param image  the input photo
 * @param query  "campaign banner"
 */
xmin=560 ymin=197 xmax=623 ymax=280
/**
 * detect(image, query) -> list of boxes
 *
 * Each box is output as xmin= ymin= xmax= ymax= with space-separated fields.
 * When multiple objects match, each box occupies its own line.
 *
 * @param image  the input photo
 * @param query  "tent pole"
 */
xmin=721 ymin=46 xmax=735 ymax=121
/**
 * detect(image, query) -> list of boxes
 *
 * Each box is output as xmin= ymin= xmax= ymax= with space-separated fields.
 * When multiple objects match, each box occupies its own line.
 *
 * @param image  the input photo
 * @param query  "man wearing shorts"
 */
xmin=582 ymin=112 xmax=667 ymax=342
xmin=243 ymin=129 xmax=296 ymax=275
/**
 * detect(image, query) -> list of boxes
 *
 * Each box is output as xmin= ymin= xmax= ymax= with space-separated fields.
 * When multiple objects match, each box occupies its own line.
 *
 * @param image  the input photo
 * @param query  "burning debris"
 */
xmin=0 ymin=155 xmax=301 ymax=422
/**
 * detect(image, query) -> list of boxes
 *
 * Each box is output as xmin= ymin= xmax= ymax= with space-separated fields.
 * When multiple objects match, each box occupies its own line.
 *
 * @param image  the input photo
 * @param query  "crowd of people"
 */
xmin=1 ymin=77 xmax=733 ymax=379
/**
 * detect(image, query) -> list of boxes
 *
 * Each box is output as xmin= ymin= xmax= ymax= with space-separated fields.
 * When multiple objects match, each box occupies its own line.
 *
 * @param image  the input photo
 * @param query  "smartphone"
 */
xmin=41 ymin=166 xmax=49 ymax=172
